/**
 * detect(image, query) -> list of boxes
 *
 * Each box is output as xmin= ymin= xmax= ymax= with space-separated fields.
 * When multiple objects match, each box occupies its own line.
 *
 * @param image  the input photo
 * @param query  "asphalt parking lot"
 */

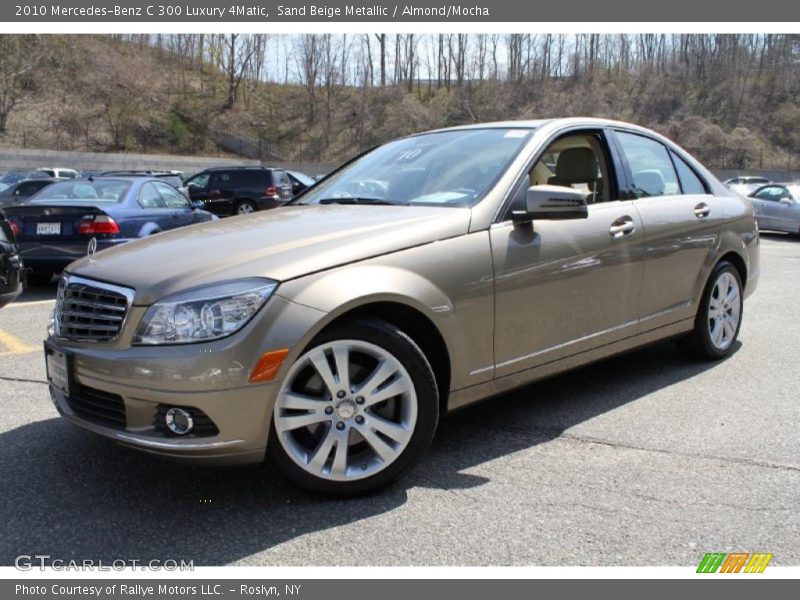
xmin=0 ymin=234 xmax=798 ymax=567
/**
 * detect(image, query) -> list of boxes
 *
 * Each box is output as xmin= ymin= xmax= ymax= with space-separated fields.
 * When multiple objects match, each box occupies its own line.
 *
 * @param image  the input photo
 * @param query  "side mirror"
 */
xmin=512 ymin=185 xmax=589 ymax=223
xmin=191 ymin=201 xmax=205 ymax=210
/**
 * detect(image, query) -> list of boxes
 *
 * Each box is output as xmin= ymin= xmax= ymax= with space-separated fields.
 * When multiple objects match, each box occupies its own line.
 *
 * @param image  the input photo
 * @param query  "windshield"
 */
xmin=296 ymin=128 xmax=533 ymax=208
xmin=31 ymin=179 xmax=131 ymax=203
xmin=289 ymin=171 xmax=316 ymax=187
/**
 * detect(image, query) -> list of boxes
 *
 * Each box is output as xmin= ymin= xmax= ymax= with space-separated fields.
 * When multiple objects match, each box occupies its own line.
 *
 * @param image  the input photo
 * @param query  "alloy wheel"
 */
xmin=273 ymin=340 xmax=418 ymax=482
xmin=707 ymin=271 xmax=741 ymax=351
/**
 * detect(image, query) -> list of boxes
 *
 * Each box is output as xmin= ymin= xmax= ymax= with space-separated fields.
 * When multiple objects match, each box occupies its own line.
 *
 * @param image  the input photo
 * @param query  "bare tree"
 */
xmin=0 ymin=35 xmax=41 ymax=133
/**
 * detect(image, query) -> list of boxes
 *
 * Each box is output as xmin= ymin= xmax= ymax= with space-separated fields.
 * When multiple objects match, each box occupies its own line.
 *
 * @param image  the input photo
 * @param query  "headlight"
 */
xmin=133 ymin=278 xmax=278 ymax=345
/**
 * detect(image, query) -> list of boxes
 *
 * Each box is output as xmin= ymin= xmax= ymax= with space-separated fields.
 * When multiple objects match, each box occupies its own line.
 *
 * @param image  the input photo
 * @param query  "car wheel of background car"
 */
xmin=236 ymin=200 xmax=257 ymax=215
xmin=267 ymin=318 xmax=439 ymax=496
xmin=26 ymin=271 xmax=54 ymax=286
xmin=677 ymin=261 xmax=743 ymax=360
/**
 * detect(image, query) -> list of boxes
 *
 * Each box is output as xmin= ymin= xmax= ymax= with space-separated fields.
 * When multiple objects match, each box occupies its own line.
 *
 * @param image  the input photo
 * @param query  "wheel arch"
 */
xmin=314 ymin=300 xmax=453 ymax=416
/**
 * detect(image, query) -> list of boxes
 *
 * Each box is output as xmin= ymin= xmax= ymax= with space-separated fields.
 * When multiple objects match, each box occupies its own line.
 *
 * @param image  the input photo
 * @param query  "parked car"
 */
xmin=4 ymin=177 xmax=216 ymax=286
xmin=28 ymin=168 xmax=80 ymax=180
xmin=723 ymin=175 xmax=771 ymax=197
xmin=184 ymin=166 xmax=293 ymax=216
xmin=0 ymin=171 xmax=30 ymax=186
xmin=286 ymin=170 xmax=317 ymax=196
xmin=101 ymin=170 xmax=189 ymax=198
xmin=748 ymin=183 xmax=800 ymax=235
xmin=0 ymin=210 xmax=24 ymax=308
xmin=44 ymin=119 xmax=759 ymax=495
xmin=0 ymin=178 xmax=58 ymax=207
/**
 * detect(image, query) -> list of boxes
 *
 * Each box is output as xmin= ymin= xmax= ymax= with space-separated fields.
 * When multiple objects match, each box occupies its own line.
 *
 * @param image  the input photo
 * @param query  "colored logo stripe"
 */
xmin=697 ymin=553 xmax=773 ymax=573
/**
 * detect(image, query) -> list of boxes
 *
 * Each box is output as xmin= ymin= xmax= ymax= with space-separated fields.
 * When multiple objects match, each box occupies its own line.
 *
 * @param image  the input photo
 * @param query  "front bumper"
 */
xmin=50 ymin=382 xmax=273 ymax=465
xmin=47 ymin=293 xmax=328 ymax=465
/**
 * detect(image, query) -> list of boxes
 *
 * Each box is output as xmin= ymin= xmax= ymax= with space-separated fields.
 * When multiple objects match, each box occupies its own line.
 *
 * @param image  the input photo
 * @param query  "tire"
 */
xmin=235 ymin=200 xmax=257 ymax=215
xmin=26 ymin=271 xmax=54 ymax=286
xmin=677 ymin=261 xmax=743 ymax=360
xmin=267 ymin=318 xmax=439 ymax=496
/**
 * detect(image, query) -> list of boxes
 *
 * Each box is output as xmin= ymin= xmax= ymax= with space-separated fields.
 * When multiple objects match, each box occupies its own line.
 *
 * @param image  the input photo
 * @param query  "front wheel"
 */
xmin=677 ymin=261 xmax=743 ymax=360
xmin=267 ymin=318 xmax=439 ymax=496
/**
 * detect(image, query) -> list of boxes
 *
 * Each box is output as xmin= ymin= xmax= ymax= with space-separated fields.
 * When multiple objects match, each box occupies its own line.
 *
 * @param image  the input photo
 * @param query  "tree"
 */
xmin=0 ymin=35 xmax=41 ymax=133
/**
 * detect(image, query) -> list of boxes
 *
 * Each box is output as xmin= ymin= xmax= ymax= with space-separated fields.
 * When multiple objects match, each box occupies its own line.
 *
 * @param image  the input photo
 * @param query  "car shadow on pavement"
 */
xmin=0 ymin=339 xmax=736 ymax=566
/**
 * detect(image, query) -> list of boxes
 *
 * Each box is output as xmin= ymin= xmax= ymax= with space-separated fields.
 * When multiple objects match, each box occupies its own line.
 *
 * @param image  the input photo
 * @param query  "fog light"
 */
xmin=165 ymin=408 xmax=193 ymax=435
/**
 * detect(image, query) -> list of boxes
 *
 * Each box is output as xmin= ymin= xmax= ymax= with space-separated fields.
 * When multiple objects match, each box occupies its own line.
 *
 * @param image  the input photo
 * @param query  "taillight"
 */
xmin=264 ymin=186 xmax=279 ymax=197
xmin=8 ymin=220 xmax=21 ymax=237
xmin=78 ymin=215 xmax=120 ymax=235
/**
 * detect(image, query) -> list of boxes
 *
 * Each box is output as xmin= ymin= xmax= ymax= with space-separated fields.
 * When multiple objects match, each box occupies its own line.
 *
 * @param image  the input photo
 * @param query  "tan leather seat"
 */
xmin=547 ymin=147 xmax=600 ymax=202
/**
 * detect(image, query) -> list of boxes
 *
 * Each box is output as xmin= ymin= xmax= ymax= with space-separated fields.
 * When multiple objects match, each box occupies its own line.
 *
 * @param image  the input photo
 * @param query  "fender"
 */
xmin=275 ymin=249 xmax=495 ymax=391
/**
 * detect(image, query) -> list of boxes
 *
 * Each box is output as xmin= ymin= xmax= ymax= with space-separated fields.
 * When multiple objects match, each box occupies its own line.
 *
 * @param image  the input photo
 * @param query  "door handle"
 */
xmin=609 ymin=217 xmax=635 ymax=238
xmin=694 ymin=202 xmax=710 ymax=218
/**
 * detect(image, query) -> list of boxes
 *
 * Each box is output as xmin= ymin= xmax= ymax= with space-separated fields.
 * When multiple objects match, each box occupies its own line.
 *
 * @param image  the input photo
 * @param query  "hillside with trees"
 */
xmin=0 ymin=34 xmax=798 ymax=170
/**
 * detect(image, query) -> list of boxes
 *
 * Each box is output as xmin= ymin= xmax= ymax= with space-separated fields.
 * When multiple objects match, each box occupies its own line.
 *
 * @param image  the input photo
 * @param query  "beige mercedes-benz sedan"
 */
xmin=45 ymin=118 xmax=759 ymax=494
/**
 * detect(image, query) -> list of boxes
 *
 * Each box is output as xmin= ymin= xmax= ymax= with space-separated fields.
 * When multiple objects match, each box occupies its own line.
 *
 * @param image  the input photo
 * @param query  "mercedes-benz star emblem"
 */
xmin=87 ymin=237 xmax=97 ymax=260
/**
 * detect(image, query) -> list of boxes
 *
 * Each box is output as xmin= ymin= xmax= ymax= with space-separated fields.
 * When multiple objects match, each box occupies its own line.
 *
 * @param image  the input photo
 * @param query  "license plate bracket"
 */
xmin=44 ymin=342 xmax=72 ymax=397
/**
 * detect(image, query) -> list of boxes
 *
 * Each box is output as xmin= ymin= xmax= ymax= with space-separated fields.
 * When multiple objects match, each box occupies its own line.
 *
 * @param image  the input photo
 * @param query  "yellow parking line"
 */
xmin=0 ymin=329 xmax=39 ymax=354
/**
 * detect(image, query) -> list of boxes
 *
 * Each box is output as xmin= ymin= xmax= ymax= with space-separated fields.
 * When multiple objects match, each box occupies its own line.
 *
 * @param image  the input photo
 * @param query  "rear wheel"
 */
xmin=235 ymin=200 xmax=257 ymax=215
xmin=677 ymin=261 xmax=743 ymax=360
xmin=267 ymin=318 xmax=439 ymax=496
xmin=26 ymin=271 xmax=54 ymax=286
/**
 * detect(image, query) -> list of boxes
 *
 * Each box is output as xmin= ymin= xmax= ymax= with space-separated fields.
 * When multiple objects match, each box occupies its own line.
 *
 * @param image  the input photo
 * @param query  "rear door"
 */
xmin=611 ymin=130 xmax=723 ymax=331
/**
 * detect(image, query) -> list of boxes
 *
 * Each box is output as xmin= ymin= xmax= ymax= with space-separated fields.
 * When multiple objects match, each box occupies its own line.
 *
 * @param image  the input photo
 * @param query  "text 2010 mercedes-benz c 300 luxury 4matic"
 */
xmin=45 ymin=119 xmax=759 ymax=494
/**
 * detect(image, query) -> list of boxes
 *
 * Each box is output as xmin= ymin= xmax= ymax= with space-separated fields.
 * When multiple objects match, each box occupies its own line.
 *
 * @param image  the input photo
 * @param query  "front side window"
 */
xmin=155 ymin=182 xmax=190 ymax=209
xmin=753 ymin=186 xmax=789 ymax=201
xmin=187 ymin=173 xmax=210 ymax=189
xmin=295 ymin=128 xmax=534 ymax=208
xmin=615 ymin=131 xmax=680 ymax=198
xmin=139 ymin=182 xmax=164 ymax=208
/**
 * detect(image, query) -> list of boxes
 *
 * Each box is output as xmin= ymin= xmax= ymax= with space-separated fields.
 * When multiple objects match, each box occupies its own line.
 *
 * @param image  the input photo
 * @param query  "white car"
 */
xmin=29 ymin=168 xmax=80 ymax=180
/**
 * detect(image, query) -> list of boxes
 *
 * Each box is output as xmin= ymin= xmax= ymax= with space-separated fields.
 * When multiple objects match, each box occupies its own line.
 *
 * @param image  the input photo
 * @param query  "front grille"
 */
xmin=154 ymin=405 xmax=220 ymax=437
xmin=56 ymin=276 xmax=133 ymax=342
xmin=67 ymin=384 xmax=127 ymax=429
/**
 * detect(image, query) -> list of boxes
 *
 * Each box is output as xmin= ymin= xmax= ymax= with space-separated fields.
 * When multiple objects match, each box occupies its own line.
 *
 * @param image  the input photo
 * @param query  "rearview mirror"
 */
xmin=512 ymin=185 xmax=589 ymax=223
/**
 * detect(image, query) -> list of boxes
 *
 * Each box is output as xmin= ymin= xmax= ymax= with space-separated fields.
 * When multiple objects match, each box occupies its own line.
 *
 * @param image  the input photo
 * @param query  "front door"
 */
xmin=491 ymin=130 xmax=645 ymax=378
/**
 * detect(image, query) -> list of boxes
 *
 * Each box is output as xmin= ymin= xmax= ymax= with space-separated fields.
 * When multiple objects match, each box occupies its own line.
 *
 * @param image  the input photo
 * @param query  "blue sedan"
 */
xmin=3 ymin=177 xmax=216 ymax=285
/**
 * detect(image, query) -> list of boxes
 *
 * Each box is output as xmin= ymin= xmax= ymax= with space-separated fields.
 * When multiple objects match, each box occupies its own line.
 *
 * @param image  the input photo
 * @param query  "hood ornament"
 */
xmin=87 ymin=237 xmax=97 ymax=261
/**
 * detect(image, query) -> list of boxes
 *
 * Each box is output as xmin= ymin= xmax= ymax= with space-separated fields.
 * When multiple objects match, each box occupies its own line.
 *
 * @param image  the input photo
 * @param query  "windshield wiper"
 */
xmin=318 ymin=197 xmax=396 ymax=205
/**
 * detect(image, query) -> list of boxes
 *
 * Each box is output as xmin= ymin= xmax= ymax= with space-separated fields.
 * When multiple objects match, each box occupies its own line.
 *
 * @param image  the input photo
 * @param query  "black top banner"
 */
xmin=4 ymin=0 xmax=800 ymax=22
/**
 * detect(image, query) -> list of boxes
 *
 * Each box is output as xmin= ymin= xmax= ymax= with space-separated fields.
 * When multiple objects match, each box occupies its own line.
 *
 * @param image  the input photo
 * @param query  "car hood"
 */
xmin=69 ymin=204 xmax=472 ymax=305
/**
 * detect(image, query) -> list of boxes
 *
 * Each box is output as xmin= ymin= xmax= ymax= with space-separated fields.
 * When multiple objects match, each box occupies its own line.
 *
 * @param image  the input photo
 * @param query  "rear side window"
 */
xmin=615 ymin=131 xmax=680 ymax=198
xmin=670 ymin=152 xmax=708 ymax=195
xmin=236 ymin=171 xmax=267 ymax=186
